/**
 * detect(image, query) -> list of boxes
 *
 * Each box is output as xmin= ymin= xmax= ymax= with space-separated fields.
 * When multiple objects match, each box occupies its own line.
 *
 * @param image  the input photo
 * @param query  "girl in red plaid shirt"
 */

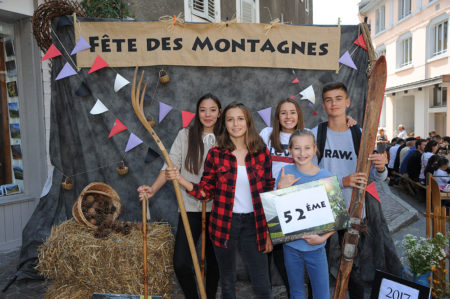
xmin=166 ymin=102 xmax=275 ymax=299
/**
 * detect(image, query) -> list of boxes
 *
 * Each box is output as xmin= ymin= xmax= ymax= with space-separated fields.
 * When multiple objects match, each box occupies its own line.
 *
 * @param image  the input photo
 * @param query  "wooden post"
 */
xmin=142 ymin=196 xmax=148 ymax=299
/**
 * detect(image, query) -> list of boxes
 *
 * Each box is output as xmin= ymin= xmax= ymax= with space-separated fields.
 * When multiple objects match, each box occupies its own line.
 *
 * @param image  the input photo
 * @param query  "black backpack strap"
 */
xmin=316 ymin=121 xmax=328 ymax=164
xmin=350 ymin=125 xmax=362 ymax=158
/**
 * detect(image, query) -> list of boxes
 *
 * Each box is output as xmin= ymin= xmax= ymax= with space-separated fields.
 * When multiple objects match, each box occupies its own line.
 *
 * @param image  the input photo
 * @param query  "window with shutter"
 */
xmin=192 ymin=0 xmax=217 ymax=22
xmin=240 ymin=0 xmax=255 ymax=23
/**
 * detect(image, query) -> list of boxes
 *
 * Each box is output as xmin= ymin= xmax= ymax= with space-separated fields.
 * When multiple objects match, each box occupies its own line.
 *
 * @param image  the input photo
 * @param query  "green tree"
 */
xmin=81 ymin=0 xmax=131 ymax=19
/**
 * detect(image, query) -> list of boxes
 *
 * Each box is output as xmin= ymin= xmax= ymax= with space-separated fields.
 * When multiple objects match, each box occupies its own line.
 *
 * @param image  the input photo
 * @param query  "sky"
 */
xmin=313 ymin=0 xmax=361 ymax=25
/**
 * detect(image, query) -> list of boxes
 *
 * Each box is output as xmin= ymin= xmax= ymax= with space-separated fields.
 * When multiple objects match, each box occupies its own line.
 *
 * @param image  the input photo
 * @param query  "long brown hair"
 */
xmin=270 ymin=99 xmax=305 ymax=153
xmin=185 ymin=93 xmax=222 ymax=175
xmin=216 ymin=102 xmax=266 ymax=153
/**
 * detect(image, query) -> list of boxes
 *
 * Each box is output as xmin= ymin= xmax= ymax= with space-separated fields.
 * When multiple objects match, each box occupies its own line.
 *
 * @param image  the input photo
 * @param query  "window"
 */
xmin=431 ymin=20 xmax=448 ymax=57
xmin=238 ymin=0 xmax=256 ymax=23
xmin=375 ymin=5 xmax=386 ymax=33
xmin=0 ymin=23 xmax=24 ymax=196
xmin=433 ymin=86 xmax=447 ymax=107
xmin=399 ymin=36 xmax=412 ymax=67
xmin=398 ymin=0 xmax=411 ymax=21
xmin=376 ymin=46 xmax=386 ymax=58
xmin=192 ymin=0 xmax=217 ymax=22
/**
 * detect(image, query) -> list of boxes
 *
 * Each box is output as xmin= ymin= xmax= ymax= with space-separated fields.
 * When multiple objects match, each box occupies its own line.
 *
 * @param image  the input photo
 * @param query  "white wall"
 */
xmin=414 ymin=89 xmax=427 ymax=138
xmin=0 ymin=0 xmax=34 ymax=17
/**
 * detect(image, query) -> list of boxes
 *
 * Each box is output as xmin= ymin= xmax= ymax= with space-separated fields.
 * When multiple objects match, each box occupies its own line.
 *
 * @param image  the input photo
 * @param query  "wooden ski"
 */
xmin=333 ymin=56 xmax=387 ymax=299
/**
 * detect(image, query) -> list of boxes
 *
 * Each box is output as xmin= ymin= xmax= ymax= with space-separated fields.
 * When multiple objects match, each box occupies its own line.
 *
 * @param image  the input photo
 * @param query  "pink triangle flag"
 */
xmin=354 ymin=34 xmax=368 ymax=50
xmin=42 ymin=44 xmax=62 ymax=61
xmin=366 ymin=182 xmax=380 ymax=202
xmin=55 ymin=62 xmax=77 ymax=80
xmin=339 ymin=51 xmax=357 ymax=70
xmin=108 ymin=118 xmax=127 ymax=138
xmin=159 ymin=102 xmax=173 ymax=123
xmin=290 ymin=95 xmax=296 ymax=100
xmin=291 ymin=77 xmax=299 ymax=84
xmin=257 ymin=107 xmax=272 ymax=127
xmin=182 ymin=111 xmax=195 ymax=128
xmin=88 ymin=55 xmax=109 ymax=74
xmin=125 ymin=133 xmax=143 ymax=152
xmin=71 ymin=36 xmax=91 ymax=55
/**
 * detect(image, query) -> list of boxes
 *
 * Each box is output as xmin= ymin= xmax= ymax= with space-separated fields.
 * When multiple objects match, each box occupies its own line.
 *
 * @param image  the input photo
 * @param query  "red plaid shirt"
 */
xmin=188 ymin=146 xmax=274 ymax=251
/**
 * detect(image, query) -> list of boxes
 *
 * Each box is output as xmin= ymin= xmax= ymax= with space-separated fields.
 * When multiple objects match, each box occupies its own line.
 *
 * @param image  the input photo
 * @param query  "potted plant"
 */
xmin=401 ymin=233 xmax=448 ymax=287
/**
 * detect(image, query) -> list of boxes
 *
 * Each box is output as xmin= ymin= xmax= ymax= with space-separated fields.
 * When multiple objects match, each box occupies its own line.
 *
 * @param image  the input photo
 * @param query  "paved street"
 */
xmin=0 ymin=180 xmax=427 ymax=299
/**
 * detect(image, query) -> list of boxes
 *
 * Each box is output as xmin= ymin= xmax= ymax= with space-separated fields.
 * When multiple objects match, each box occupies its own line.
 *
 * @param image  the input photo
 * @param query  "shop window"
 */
xmin=0 ymin=26 xmax=24 ymax=196
xmin=375 ymin=5 xmax=385 ymax=34
xmin=398 ymin=0 xmax=411 ymax=21
xmin=431 ymin=20 xmax=448 ymax=57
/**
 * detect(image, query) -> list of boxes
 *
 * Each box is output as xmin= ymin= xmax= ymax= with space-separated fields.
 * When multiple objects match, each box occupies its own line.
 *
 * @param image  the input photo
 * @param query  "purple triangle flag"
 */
xmin=159 ymin=102 xmax=173 ymax=123
xmin=339 ymin=51 xmax=357 ymax=70
xmin=55 ymin=62 xmax=77 ymax=80
xmin=308 ymin=103 xmax=313 ymax=108
xmin=125 ymin=133 xmax=143 ymax=152
xmin=71 ymin=36 xmax=91 ymax=55
xmin=257 ymin=107 xmax=271 ymax=127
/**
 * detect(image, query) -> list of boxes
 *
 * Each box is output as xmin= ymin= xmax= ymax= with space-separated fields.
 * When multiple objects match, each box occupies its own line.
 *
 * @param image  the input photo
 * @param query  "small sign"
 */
xmin=274 ymin=185 xmax=334 ymax=234
xmin=261 ymin=176 xmax=349 ymax=245
xmin=370 ymin=270 xmax=431 ymax=299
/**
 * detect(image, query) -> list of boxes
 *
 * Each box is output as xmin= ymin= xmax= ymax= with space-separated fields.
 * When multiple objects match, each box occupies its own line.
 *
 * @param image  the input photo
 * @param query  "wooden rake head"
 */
xmin=131 ymin=67 xmax=150 ymax=128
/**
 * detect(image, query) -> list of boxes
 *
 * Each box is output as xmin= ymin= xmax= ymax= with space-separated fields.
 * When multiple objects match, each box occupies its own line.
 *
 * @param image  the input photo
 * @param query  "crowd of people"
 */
xmin=380 ymin=126 xmax=450 ymax=191
xmin=137 ymin=82 xmax=402 ymax=299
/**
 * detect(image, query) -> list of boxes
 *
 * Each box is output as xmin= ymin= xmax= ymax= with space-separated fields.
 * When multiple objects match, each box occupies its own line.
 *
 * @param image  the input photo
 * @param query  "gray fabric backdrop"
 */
xmin=16 ymin=19 xmax=382 ymax=281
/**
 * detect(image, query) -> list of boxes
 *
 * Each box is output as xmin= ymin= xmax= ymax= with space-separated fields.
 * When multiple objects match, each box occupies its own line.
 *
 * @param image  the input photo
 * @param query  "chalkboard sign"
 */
xmin=370 ymin=270 xmax=431 ymax=299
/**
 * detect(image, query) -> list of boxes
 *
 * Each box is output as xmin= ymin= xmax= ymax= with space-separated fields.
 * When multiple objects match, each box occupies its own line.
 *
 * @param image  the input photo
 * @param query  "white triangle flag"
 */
xmin=90 ymin=99 xmax=109 ymax=115
xmin=299 ymin=85 xmax=316 ymax=104
xmin=114 ymin=73 xmax=130 ymax=92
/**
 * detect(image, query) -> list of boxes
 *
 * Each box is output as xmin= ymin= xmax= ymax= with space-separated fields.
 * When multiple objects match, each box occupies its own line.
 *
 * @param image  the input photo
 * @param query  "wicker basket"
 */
xmin=72 ymin=182 xmax=123 ymax=229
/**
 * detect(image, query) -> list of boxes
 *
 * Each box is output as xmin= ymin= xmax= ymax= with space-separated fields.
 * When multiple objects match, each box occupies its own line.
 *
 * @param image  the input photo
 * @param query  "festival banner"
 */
xmin=75 ymin=21 xmax=340 ymax=70
xmin=260 ymin=176 xmax=349 ymax=245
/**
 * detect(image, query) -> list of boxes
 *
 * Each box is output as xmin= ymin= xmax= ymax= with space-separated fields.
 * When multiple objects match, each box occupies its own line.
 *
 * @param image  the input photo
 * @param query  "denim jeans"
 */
xmin=213 ymin=213 xmax=272 ymax=299
xmin=284 ymin=245 xmax=329 ymax=299
xmin=173 ymin=213 xmax=220 ymax=299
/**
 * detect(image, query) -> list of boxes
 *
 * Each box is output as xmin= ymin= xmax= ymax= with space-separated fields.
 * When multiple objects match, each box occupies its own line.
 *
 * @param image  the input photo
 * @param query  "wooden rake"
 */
xmin=131 ymin=67 xmax=207 ymax=299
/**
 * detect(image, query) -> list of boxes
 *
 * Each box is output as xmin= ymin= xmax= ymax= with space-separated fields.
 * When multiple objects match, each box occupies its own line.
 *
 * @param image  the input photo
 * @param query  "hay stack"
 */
xmin=37 ymin=219 xmax=174 ymax=298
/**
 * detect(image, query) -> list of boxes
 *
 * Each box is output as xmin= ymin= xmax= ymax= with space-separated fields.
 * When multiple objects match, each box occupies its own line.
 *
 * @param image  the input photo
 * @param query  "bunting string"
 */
xmin=46 ymin=19 xmax=368 ymax=181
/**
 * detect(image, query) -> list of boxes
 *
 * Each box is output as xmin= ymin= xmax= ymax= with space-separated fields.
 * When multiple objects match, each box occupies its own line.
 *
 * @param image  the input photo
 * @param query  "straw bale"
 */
xmin=45 ymin=282 xmax=92 ymax=299
xmin=37 ymin=219 xmax=174 ymax=298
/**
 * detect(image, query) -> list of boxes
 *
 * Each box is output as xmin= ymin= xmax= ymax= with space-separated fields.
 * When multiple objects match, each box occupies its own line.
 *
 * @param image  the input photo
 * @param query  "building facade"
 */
xmin=360 ymin=0 xmax=449 ymax=139
xmin=0 ymin=0 xmax=47 ymax=252
xmin=0 ymin=0 xmax=313 ymax=251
